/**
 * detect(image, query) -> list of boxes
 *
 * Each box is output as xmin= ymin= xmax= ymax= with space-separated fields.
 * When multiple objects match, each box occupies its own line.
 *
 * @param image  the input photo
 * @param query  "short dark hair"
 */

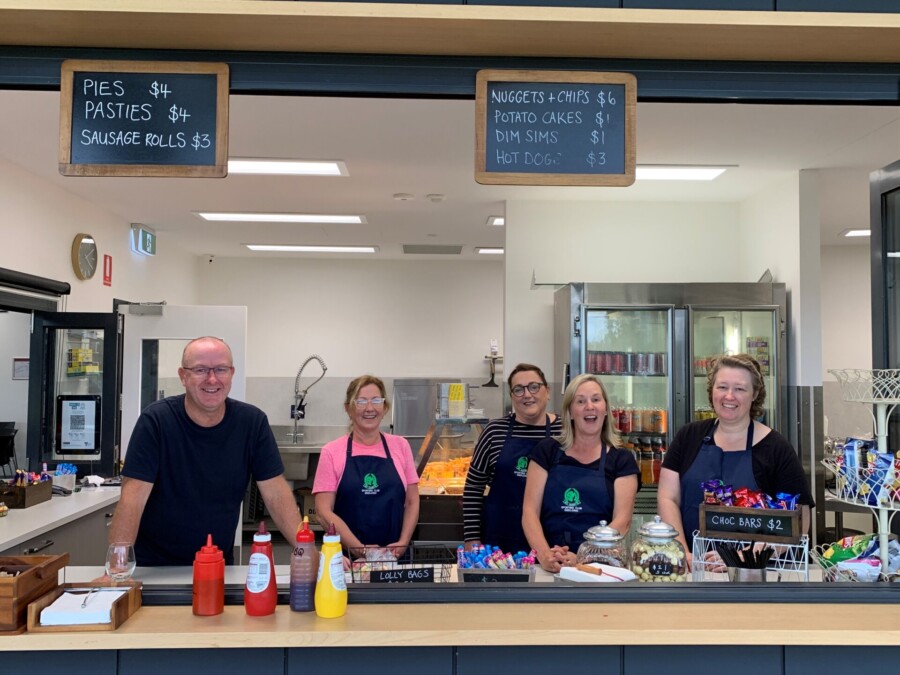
xmin=507 ymin=363 xmax=548 ymax=389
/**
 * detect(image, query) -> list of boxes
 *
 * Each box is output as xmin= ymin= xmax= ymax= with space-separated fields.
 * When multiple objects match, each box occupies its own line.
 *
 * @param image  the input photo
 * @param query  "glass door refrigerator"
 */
xmin=554 ymin=282 xmax=787 ymax=517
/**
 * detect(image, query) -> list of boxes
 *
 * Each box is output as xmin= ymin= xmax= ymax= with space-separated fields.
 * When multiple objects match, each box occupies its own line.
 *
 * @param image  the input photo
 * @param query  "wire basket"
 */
xmin=347 ymin=544 xmax=456 ymax=584
xmin=691 ymin=534 xmax=809 ymax=582
xmin=828 ymin=369 xmax=900 ymax=403
xmin=822 ymin=458 xmax=900 ymax=509
xmin=810 ymin=542 xmax=898 ymax=583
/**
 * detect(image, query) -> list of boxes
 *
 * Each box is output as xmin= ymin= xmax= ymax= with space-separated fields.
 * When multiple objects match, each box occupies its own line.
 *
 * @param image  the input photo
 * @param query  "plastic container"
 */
xmin=630 ymin=515 xmax=688 ymax=582
xmin=192 ymin=533 xmax=224 ymax=616
xmin=315 ymin=523 xmax=347 ymax=618
xmin=245 ymin=521 xmax=278 ymax=616
xmin=290 ymin=516 xmax=319 ymax=612
xmin=576 ymin=521 xmax=627 ymax=569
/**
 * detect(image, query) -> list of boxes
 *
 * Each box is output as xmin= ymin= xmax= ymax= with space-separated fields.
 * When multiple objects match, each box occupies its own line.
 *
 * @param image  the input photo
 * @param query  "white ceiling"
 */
xmin=0 ymin=89 xmax=898 ymax=261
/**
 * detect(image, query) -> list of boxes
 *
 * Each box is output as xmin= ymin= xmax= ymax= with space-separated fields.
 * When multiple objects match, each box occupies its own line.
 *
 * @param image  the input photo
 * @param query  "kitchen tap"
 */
xmin=293 ymin=354 xmax=327 ymax=441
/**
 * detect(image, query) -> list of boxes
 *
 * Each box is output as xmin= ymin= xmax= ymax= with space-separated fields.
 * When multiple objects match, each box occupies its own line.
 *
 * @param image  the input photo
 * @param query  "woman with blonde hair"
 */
xmin=522 ymin=373 xmax=639 ymax=573
xmin=313 ymin=375 xmax=419 ymax=559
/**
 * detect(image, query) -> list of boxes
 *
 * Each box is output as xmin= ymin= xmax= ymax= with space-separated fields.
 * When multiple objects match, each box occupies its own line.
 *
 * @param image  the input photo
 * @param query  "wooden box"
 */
xmin=28 ymin=581 xmax=142 ymax=632
xmin=0 ymin=554 xmax=69 ymax=634
xmin=0 ymin=481 xmax=52 ymax=509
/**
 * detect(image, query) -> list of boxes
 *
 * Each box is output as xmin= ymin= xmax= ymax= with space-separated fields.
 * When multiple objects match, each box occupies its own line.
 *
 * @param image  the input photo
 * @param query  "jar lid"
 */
xmin=638 ymin=515 xmax=678 ymax=540
xmin=582 ymin=520 xmax=624 ymax=543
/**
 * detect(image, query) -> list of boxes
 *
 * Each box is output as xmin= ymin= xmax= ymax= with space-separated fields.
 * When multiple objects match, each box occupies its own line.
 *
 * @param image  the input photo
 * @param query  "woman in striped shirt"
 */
xmin=462 ymin=363 xmax=561 ymax=553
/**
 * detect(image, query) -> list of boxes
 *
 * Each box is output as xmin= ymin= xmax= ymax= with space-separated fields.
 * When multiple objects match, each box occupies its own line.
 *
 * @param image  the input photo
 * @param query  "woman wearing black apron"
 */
xmin=463 ymin=363 xmax=561 ymax=554
xmin=522 ymin=373 xmax=639 ymax=573
xmin=313 ymin=375 xmax=420 ymax=560
xmin=658 ymin=354 xmax=814 ymax=566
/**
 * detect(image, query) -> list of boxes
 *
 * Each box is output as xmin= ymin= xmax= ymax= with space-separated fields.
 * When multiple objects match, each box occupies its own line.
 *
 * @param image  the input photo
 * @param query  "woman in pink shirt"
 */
xmin=313 ymin=375 xmax=420 ymax=559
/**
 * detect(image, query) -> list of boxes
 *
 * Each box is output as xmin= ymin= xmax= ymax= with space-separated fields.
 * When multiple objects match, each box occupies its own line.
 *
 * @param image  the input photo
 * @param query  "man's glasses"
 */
xmin=183 ymin=366 xmax=233 ymax=378
xmin=511 ymin=382 xmax=544 ymax=397
xmin=354 ymin=397 xmax=385 ymax=408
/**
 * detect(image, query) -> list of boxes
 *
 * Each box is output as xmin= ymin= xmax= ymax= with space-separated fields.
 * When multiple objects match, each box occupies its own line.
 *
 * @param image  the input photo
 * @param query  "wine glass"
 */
xmin=106 ymin=543 xmax=136 ymax=583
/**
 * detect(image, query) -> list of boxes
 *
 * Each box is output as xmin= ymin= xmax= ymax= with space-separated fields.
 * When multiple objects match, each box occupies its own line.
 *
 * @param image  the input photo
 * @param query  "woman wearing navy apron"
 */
xmin=523 ymin=373 xmax=639 ymax=573
xmin=658 ymin=354 xmax=814 ymax=566
xmin=313 ymin=375 xmax=420 ymax=560
xmin=463 ymin=364 xmax=562 ymax=554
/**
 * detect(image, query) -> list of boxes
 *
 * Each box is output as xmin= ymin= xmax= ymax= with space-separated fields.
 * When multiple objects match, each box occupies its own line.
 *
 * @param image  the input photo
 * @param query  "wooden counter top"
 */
xmin=0 ymin=487 xmax=120 ymax=551
xmin=1 ymin=602 xmax=898 ymax=650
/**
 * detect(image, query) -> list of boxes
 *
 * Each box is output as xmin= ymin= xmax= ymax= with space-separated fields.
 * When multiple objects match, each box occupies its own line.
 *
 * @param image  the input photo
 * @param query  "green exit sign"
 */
xmin=131 ymin=224 xmax=156 ymax=256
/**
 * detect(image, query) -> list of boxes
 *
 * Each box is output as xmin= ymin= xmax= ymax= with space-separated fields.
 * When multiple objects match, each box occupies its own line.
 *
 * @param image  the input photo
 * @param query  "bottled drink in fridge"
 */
xmin=290 ymin=516 xmax=319 ymax=612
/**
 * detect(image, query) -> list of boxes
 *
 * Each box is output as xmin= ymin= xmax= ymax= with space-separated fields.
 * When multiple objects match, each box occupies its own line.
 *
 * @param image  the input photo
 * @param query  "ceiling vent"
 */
xmin=402 ymin=244 xmax=463 ymax=255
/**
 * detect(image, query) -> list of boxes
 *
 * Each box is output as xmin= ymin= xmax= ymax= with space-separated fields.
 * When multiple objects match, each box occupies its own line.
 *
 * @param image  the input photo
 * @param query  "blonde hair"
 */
xmin=706 ymin=353 xmax=766 ymax=420
xmin=344 ymin=374 xmax=391 ymax=420
xmin=556 ymin=373 xmax=621 ymax=452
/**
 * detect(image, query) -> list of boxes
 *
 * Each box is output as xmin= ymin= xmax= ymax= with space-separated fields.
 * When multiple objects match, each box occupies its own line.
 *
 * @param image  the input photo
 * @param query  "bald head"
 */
xmin=182 ymin=336 xmax=233 ymax=368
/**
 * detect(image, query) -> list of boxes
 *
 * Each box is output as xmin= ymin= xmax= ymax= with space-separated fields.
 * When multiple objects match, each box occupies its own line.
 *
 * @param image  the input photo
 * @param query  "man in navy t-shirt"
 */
xmin=109 ymin=336 xmax=300 ymax=566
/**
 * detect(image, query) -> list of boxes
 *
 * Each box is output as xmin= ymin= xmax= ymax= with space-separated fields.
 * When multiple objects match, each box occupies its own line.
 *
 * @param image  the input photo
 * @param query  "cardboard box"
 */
xmin=293 ymin=487 xmax=317 ymax=520
xmin=0 ymin=554 xmax=69 ymax=633
xmin=0 ymin=481 xmax=52 ymax=509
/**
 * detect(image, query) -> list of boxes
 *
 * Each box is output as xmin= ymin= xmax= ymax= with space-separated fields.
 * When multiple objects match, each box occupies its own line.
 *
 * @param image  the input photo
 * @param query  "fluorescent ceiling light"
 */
xmin=246 ymin=244 xmax=377 ymax=253
xmin=227 ymin=159 xmax=347 ymax=176
xmin=476 ymin=247 xmax=504 ymax=255
xmin=197 ymin=212 xmax=365 ymax=224
xmin=636 ymin=166 xmax=729 ymax=181
xmin=887 ymin=252 xmax=900 ymax=258
xmin=486 ymin=216 xmax=505 ymax=227
xmin=841 ymin=229 xmax=870 ymax=238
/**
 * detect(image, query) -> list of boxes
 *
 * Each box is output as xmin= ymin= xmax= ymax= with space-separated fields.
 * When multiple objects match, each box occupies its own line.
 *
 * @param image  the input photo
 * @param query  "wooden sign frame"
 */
xmin=475 ymin=69 xmax=636 ymax=187
xmin=699 ymin=503 xmax=802 ymax=545
xmin=59 ymin=60 xmax=229 ymax=178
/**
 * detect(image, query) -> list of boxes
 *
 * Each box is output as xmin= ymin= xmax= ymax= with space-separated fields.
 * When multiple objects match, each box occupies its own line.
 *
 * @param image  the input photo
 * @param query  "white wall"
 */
xmin=0 ymin=311 xmax=30 ymax=469
xmin=820 ymin=244 xmax=873 ymax=437
xmin=0 ymin=159 xmax=201 ymax=310
xmin=505 ymin=200 xmax=745 ymax=383
xmin=197 ymin=256 xmax=503 ymax=378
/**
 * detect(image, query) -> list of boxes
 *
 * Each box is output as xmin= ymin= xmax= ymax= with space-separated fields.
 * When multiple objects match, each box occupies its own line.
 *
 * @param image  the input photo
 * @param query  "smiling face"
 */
xmin=347 ymin=383 xmax=388 ymax=438
xmin=711 ymin=366 xmax=755 ymax=425
xmin=569 ymin=380 xmax=607 ymax=439
xmin=509 ymin=369 xmax=550 ymax=425
xmin=178 ymin=337 xmax=234 ymax=425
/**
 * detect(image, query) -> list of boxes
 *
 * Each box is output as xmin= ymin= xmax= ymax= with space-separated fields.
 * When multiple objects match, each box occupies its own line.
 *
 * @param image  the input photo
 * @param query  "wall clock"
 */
xmin=71 ymin=233 xmax=98 ymax=280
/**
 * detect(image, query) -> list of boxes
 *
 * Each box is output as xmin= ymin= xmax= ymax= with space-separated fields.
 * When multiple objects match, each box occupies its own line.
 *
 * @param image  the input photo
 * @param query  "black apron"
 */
xmin=333 ymin=433 xmax=406 ymax=547
xmin=482 ymin=414 xmax=552 ymax=553
xmin=679 ymin=421 xmax=758 ymax=550
xmin=540 ymin=442 xmax=613 ymax=550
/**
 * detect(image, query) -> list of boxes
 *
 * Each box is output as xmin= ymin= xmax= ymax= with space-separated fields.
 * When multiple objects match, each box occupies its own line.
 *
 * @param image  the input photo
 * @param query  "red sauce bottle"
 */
xmin=244 ymin=521 xmax=278 ymax=616
xmin=193 ymin=533 xmax=224 ymax=616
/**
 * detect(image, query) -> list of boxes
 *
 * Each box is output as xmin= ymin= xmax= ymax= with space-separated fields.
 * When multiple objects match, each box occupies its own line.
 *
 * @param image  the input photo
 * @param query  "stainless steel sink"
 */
xmin=269 ymin=425 xmax=348 ymax=480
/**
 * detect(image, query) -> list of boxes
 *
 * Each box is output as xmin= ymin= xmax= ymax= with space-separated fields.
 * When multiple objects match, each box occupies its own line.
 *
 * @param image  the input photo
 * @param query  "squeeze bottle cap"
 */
xmin=323 ymin=522 xmax=340 ymax=543
xmin=253 ymin=520 xmax=272 ymax=543
xmin=296 ymin=516 xmax=315 ymax=543
xmin=195 ymin=534 xmax=224 ymax=563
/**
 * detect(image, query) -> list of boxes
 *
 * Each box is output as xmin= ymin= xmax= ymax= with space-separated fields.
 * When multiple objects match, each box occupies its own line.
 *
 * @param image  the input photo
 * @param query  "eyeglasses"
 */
xmin=354 ymin=397 xmax=385 ymax=408
xmin=511 ymin=382 xmax=544 ymax=397
xmin=183 ymin=366 xmax=233 ymax=378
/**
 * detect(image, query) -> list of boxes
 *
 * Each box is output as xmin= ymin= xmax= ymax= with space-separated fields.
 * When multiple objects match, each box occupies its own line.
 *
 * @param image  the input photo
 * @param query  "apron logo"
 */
xmin=362 ymin=472 xmax=380 ymax=495
xmin=561 ymin=487 xmax=582 ymax=512
xmin=514 ymin=456 xmax=529 ymax=477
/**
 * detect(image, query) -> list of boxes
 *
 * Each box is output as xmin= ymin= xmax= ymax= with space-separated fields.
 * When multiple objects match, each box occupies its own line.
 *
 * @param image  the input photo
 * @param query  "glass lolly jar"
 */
xmin=630 ymin=515 xmax=687 ymax=582
xmin=576 ymin=520 xmax=627 ymax=569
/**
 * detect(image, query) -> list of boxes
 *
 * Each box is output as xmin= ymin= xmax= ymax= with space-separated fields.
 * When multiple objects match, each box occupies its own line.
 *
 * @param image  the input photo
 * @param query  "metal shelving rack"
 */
xmin=691 ymin=534 xmax=809 ymax=582
xmin=824 ymin=369 xmax=900 ymax=575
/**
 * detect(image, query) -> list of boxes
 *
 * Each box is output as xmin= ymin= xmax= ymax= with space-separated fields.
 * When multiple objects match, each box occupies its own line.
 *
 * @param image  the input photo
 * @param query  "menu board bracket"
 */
xmin=475 ymin=69 xmax=636 ymax=187
xmin=59 ymin=60 xmax=229 ymax=178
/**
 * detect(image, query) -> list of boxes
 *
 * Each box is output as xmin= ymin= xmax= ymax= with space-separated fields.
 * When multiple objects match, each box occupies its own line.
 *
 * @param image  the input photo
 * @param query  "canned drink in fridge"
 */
xmin=645 ymin=352 xmax=657 ymax=375
xmin=625 ymin=351 xmax=635 ymax=375
xmin=613 ymin=352 xmax=625 ymax=374
xmin=657 ymin=352 xmax=667 ymax=376
xmin=657 ymin=408 xmax=668 ymax=434
xmin=619 ymin=407 xmax=632 ymax=434
xmin=599 ymin=351 xmax=611 ymax=374
xmin=636 ymin=352 xmax=648 ymax=375
xmin=631 ymin=408 xmax=642 ymax=433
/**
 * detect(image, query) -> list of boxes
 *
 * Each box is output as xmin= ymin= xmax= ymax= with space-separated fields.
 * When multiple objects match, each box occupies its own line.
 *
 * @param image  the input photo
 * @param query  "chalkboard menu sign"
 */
xmin=475 ymin=70 xmax=636 ymax=187
xmin=59 ymin=60 xmax=229 ymax=178
xmin=699 ymin=504 xmax=801 ymax=544
xmin=369 ymin=567 xmax=435 ymax=584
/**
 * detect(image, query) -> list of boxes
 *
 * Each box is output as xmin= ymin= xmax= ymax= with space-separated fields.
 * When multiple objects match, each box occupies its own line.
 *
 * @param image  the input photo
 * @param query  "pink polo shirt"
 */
xmin=312 ymin=433 xmax=419 ymax=494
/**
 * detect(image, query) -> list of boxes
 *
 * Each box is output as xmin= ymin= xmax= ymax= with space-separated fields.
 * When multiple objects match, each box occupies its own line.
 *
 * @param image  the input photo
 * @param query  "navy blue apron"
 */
xmin=679 ymin=421 xmax=758 ymax=549
xmin=540 ymin=442 xmax=613 ymax=550
xmin=482 ymin=414 xmax=553 ymax=553
xmin=333 ymin=433 xmax=406 ymax=548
